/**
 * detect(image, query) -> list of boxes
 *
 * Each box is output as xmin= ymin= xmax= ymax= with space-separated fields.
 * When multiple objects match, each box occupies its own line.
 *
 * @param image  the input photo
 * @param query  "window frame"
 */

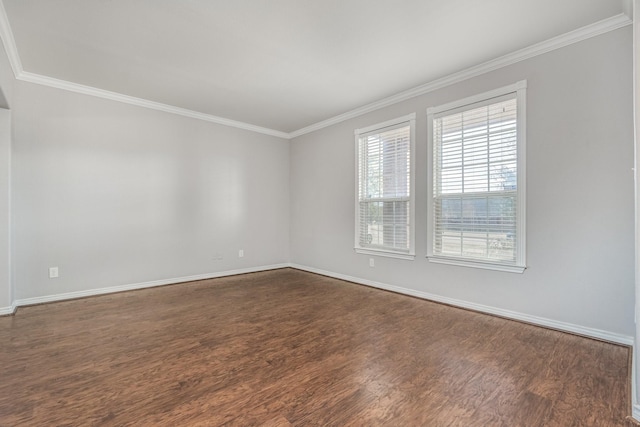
xmin=427 ymin=81 xmax=527 ymax=273
xmin=354 ymin=113 xmax=416 ymax=260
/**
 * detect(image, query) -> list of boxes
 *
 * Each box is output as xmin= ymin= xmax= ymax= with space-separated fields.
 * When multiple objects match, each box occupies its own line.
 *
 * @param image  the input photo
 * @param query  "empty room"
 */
xmin=0 ymin=0 xmax=639 ymax=425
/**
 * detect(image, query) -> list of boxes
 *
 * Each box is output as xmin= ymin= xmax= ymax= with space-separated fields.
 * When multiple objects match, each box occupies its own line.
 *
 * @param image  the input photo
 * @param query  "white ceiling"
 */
xmin=0 ymin=0 xmax=630 ymax=134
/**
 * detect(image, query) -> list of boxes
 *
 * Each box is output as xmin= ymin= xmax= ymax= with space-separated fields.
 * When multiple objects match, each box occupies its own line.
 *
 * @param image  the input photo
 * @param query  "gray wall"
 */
xmin=0 ymin=19 xmax=634 ymax=343
xmin=0 ymin=40 xmax=12 ymax=310
xmin=0 ymin=108 xmax=9 ymax=309
xmin=0 ymin=40 xmax=14 ymax=109
xmin=12 ymin=81 xmax=290 ymax=300
xmin=290 ymin=27 xmax=635 ymax=338
xmin=633 ymin=0 xmax=640 ymax=413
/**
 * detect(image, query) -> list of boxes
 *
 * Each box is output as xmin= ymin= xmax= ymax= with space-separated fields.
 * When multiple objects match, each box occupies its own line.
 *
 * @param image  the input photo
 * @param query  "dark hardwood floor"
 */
xmin=0 ymin=268 xmax=633 ymax=426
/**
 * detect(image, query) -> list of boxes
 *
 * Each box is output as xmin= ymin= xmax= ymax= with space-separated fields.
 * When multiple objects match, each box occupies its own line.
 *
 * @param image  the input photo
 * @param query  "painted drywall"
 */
xmin=0 ymin=40 xmax=12 ymax=311
xmin=633 ymin=0 xmax=640 ymax=418
xmin=0 ymin=39 xmax=13 ymax=109
xmin=0 ymin=108 xmax=9 ymax=310
xmin=12 ymin=81 xmax=290 ymax=300
xmin=290 ymin=27 xmax=635 ymax=338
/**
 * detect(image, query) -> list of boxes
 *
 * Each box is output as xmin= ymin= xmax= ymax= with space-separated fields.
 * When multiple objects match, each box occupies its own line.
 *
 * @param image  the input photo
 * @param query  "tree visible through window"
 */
xmin=355 ymin=114 xmax=415 ymax=259
xmin=428 ymin=82 xmax=526 ymax=272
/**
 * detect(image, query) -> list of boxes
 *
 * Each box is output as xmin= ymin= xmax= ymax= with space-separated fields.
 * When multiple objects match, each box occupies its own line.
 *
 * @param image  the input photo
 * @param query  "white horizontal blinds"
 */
xmin=433 ymin=94 xmax=518 ymax=263
xmin=358 ymin=123 xmax=411 ymax=252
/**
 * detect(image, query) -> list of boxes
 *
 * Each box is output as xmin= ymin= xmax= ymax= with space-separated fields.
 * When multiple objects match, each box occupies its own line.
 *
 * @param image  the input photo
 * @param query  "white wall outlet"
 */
xmin=49 ymin=267 xmax=59 ymax=278
xmin=369 ymin=258 xmax=375 ymax=268
xmin=238 ymin=249 xmax=244 ymax=258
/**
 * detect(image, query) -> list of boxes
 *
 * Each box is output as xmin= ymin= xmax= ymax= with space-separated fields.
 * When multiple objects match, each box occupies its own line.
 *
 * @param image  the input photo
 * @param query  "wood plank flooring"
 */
xmin=0 ymin=268 xmax=633 ymax=426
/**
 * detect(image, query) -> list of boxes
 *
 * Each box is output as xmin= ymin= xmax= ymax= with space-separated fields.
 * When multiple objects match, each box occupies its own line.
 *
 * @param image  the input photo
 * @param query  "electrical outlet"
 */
xmin=238 ymin=249 xmax=244 ymax=258
xmin=49 ymin=267 xmax=59 ymax=278
xmin=213 ymin=253 xmax=223 ymax=261
xmin=369 ymin=258 xmax=375 ymax=268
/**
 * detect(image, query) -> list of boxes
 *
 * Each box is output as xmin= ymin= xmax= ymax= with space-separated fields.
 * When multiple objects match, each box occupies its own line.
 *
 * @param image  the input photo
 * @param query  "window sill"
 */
xmin=355 ymin=248 xmax=415 ymax=260
xmin=427 ymin=256 xmax=525 ymax=273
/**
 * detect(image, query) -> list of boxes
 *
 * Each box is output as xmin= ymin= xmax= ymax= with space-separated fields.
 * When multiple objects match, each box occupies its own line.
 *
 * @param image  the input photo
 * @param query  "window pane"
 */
xmin=359 ymin=200 xmax=409 ymax=250
xmin=432 ymin=95 xmax=520 ymax=265
xmin=357 ymin=119 xmax=412 ymax=254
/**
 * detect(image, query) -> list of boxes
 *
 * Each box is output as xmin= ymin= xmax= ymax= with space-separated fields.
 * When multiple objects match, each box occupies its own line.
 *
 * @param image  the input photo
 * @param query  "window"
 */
xmin=427 ymin=82 xmax=526 ymax=273
xmin=355 ymin=113 xmax=415 ymax=259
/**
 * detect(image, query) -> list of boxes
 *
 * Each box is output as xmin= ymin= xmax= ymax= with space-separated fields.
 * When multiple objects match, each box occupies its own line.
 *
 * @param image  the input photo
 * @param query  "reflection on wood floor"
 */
xmin=0 ymin=268 xmax=633 ymax=426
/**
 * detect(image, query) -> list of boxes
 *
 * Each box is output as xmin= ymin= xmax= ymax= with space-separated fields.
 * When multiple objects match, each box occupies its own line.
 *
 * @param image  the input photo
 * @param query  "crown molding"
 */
xmin=0 ymin=0 xmax=22 ymax=78
xmin=0 ymin=0 xmax=631 ymax=140
xmin=0 ymin=1 xmax=288 ymax=138
xmin=288 ymin=13 xmax=632 ymax=139
xmin=17 ymin=71 xmax=290 ymax=138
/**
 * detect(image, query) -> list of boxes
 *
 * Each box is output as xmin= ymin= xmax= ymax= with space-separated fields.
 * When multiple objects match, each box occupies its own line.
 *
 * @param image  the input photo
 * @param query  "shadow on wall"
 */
xmin=0 ymin=88 xmax=8 ymax=109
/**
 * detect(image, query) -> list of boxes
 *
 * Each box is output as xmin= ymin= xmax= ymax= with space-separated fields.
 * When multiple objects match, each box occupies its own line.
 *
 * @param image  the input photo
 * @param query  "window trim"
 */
xmin=426 ymin=81 xmax=527 ymax=273
xmin=354 ymin=113 xmax=416 ymax=260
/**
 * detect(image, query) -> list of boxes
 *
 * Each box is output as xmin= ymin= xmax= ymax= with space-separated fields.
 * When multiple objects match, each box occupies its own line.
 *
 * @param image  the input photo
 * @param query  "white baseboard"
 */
xmin=0 ymin=303 xmax=15 ymax=315
xmin=5 ymin=261 xmax=636 ymax=421
xmin=290 ymin=263 xmax=634 ymax=346
xmin=6 ymin=261 xmax=635 ymax=347
xmin=632 ymin=351 xmax=640 ymax=423
xmin=12 ymin=263 xmax=289 ymax=308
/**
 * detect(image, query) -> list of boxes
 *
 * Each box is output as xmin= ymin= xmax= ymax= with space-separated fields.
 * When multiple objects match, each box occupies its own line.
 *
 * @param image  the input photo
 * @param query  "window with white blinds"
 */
xmin=355 ymin=114 xmax=415 ymax=259
xmin=427 ymin=82 xmax=526 ymax=273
